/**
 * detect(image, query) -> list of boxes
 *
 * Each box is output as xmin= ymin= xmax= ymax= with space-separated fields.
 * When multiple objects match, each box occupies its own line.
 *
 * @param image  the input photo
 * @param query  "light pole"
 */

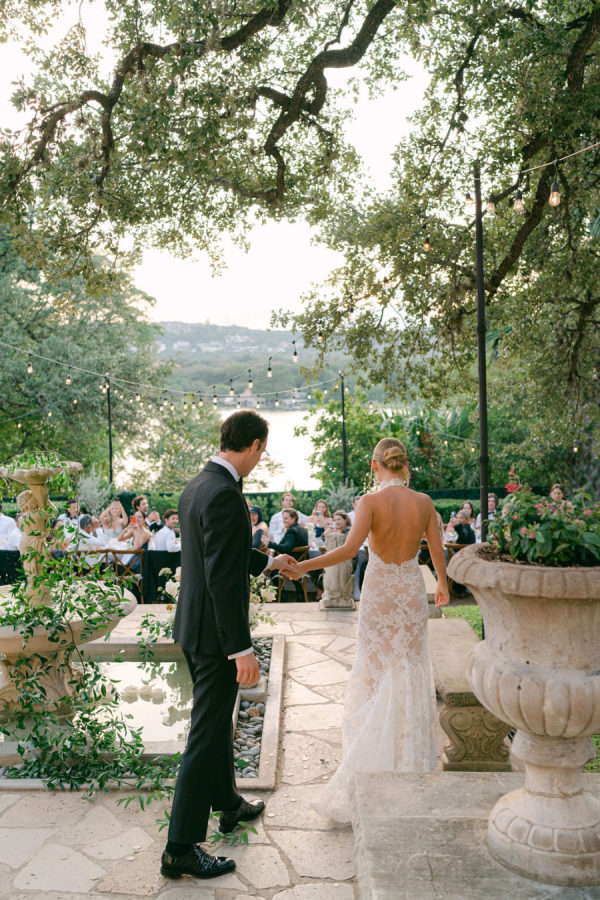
xmin=474 ymin=160 xmax=490 ymax=542
xmin=105 ymin=371 xmax=114 ymax=485
xmin=339 ymin=371 xmax=348 ymax=484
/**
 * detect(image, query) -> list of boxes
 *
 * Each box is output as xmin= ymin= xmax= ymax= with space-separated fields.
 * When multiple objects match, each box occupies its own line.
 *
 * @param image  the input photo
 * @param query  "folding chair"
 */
xmin=276 ymin=545 xmax=310 ymax=603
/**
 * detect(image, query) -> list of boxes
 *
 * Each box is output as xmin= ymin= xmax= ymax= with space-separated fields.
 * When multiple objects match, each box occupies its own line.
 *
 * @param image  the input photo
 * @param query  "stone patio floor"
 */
xmin=0 ymin=603 xmax=387 ymax=900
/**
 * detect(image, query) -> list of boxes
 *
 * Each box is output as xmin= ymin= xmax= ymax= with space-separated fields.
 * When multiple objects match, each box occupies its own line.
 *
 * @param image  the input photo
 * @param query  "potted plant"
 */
xmin=448 ymin=485 xmax=600 ymax=887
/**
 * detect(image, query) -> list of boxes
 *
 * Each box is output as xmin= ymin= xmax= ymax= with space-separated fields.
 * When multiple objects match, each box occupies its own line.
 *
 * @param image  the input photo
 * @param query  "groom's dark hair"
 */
xmin=220 ymin=410 xmax=269 ymax=452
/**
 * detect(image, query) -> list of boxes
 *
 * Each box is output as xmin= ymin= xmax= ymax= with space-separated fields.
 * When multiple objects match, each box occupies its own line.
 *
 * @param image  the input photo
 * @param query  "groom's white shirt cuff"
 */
xmin=211 ymin=457 xmax=272 ymax=661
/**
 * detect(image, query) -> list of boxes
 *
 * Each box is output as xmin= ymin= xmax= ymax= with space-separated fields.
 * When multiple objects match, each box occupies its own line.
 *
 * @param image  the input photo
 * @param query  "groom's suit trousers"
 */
xmin=167 ymin=650 xmax=240 ymax=843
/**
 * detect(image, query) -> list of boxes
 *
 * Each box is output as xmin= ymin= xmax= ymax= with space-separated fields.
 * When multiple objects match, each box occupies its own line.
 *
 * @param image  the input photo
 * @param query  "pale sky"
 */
xmin=1 ymin=7 xmax=428 ymax=329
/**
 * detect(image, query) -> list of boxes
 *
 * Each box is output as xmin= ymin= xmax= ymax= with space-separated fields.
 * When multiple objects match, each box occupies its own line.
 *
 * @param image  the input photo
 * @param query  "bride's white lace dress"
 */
xmin=313 ymin=481 xmax=437 ymax=823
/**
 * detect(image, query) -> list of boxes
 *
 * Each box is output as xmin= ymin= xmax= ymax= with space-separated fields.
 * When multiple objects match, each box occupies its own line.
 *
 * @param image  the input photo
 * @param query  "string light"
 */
xmin=573 ymin=445 xmax=579 ymax=453
xmin=256 ymin=399 xmax=261 ymax=409
xmin=212 ymin=387 xmax=217 ymax=406
xmin=47 ymin=410 xmax=52 ymax=418
xmin=267 ymin=358 xmax=272 ymax=378
xmin=229 ymin=380 xmax=234 ymax=396
xmin=198 ymin=393 xmax=204 ymax=408
xmin=135 ymin=390 xmax=141 ymax=403
xmin=317 ymin=325 xmax=323 ymax=343
xmin=65 ymin=368 xmax=72 ymax=385
xmin=487 ymin=193 xmax=496 ymax=215
xmin=17 ymin=421 xmax=22 ymax=428
xmin=275 ymin=394 xmax=279 ymax=407
xmin=248 ymin=370 xmax=253 ymax=389
xmin=423 ymin=237 xmax=431 ymax=251
xmin=236 ymin=399 xmax=241 ymax=409
xmin=170 ymin=400 xmax=175 ymax=411
xmin=73 ymin=397 xmax=78 ymax=406
xmin=191 ymin=397 xmax=196 ymax=410
xmin=307 ymin=391 xmax=312 ymax=400
xmin=183 ymin=399 xmax=188 ymax=411
xmin=513 ymin=190 xmax=524 ymax=213
xmin=26 ymin=354 xmax=33 ymax=374
xmin=292 ymin=341 xmax=298 ymax=364
xmin=465 ymin=192 xmax=474 ymax=211
xmin=549 ymin=180 xmax=561 ymax=207
xmin=323 ymin=387 xmax=328 ymax=396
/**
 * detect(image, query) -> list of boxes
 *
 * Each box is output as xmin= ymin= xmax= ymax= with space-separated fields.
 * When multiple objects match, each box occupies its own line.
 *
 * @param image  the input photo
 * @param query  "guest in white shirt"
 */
xmin=0 ymin=503 xmax=15 ymax=538
xmin=2 ymin=515 xmax=22 ymax=551
xmin=70 ymin=515 xmax=105 ymax=566
xmin=153 ymin=509 xmax=181 ymax=552
xmin=269 ymin=492 xmax=308 ymax=543
xmin=475 ymin=493 xmax=499 ymax=534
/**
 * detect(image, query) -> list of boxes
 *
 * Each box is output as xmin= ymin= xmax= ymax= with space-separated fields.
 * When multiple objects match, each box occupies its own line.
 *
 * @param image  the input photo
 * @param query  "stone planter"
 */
xmin=448 ymin=544 xmax=600 ymax=886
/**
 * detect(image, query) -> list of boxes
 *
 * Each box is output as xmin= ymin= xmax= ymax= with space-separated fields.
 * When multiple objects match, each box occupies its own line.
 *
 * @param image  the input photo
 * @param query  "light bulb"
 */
xmin=47 ymin=410 xmax=52 ymax=418
xmin=65 ymin=369 xmax=72 ymax=385
xmin=213 ymin=391 xmax=217 ymax=406
xmin=317 ymin=325 xmax=323 ymax=343
xmin=135 ymin=391 xmax=141 ymax=402
xmin=26 ymin=356 xmax=33 ymax=374
xmin=487 ymin=193 xmax=496 ymax=215
xmin=292 ymin=341 xmax=298 ymax=364
xmin=248 ymin=370 xmax=253 ymax=389
xmin=573 ymin=445 xmax=579 ymax=453
xmin=513 ymin=190 xmax=524 ymax=213
xmin=471 ymin=445 xmax=476 ymax=452
xmin=275 ymin=394 xmax=279 ymax=407
xmin=191 ymin=399 xmax=196 ymax=410
xmin=307 ymin=391 xmax=312 ymax=400
xmin=256 ymin=399 xmax=261 ymax=409
xmin=73 ymin=397 xmax=78 ymax=406
xmin=183 ymin=401 xmax=188 ymax=411
xmin=549 ymin=181 xmax=561 ymax=207
xmin=199 ymin=397 xmax=204 ymax=408
xmin=323 ymin=388 xmax=328 ymax=396
xmin=170 ymin=402 xmax=175 ymax=411
xmin=423 ymin=237 xmax=431 ymax=252
xmin=17 ymin=421 xmax=22 ymax=428
xmin=236 ymin=399 xmax=241 ymax=409
xmin=267 ymin=358 xmax=272 ymax=377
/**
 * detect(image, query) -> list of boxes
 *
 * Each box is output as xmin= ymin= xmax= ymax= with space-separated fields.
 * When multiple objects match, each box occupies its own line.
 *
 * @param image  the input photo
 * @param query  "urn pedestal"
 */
xmin=448 ymin=544 xmax=600 ymax=886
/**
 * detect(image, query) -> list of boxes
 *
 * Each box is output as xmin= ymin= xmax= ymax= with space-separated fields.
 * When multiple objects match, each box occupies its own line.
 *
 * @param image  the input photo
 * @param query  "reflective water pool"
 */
xmin=100 ymin=660 xmax=192 ymax=743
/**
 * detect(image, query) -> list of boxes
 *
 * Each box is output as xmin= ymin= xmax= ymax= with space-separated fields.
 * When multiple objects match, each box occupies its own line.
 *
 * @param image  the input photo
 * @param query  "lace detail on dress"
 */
xmin=312 ymin=550 xmax=436 ymax=823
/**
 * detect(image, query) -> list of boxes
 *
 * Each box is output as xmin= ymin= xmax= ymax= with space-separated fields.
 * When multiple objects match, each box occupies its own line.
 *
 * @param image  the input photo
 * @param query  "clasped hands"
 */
xmin=270 ymin=553 xmax=303 ymax=578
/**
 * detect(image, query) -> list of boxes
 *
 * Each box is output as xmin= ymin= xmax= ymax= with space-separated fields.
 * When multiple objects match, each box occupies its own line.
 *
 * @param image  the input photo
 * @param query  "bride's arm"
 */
xmin=425 ymin=500 xmax=450 ymax=607
xmin=291 ymin=498 xmax=373 ymax=575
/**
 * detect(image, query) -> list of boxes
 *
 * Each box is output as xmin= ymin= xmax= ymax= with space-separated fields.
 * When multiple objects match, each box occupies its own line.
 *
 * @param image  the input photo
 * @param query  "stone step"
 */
xmin=351 ymin=771 xmax=600 ymax=899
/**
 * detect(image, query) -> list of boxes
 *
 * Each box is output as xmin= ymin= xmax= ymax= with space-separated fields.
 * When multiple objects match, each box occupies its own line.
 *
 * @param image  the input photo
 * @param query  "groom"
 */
xmin=161 ymin=410 xmax=293 ymax=880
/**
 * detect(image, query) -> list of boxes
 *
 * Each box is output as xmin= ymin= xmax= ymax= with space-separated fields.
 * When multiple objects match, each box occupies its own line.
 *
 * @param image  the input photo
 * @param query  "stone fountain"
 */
xmin=0 ymin=461 xmax=137 ymax=721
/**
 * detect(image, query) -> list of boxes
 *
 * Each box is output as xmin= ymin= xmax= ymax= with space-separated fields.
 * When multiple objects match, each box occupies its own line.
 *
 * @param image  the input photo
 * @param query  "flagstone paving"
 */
xmin=0 ymin=603 xmax=383 ymax=899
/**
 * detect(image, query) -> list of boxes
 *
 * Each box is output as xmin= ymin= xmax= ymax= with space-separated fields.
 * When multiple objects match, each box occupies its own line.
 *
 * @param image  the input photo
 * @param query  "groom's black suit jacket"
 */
xmin=173 ymin=460 xmax=269 ymax=657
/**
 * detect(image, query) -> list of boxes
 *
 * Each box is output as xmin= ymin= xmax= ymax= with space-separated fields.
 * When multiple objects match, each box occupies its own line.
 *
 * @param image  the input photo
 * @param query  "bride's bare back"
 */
xmin=362 ymin=485 xmax=433 ymax=565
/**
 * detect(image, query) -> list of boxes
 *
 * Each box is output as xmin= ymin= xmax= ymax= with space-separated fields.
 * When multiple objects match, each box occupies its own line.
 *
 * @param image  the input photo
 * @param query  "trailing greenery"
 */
xmin=489 ymin=488 xmax=600 ymax=566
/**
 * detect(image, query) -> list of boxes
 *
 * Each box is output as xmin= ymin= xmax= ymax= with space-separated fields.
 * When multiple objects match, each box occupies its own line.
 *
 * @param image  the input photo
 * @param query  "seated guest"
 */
xmin=70 ymin=514 xmax=105 ymax=566
xmin=57 ymin=499 xmax=82 ymax=541
xmin=119 ymin=511 xmax=151 ymax=550
xmin=249 ymin=505 xmax=269 ymax=550
xmin=153 ymin=509 xmax=181 ymax=552
xmin=348 ymin=495 xmax=362 ymax=524
xmin=3 ymin=514 xmax=22 ymax=551
xmin=549 ymin=482 xmax=566 ymax=503
xmin=475 ymin=493 xmax=499 ymax=530
xmin=307 ymin=499 xmax=333 ymax=538
xmin=461 ymin=501 xmax=476 ymax=527
xmin=0 ymin=503 xmax=15 ymax=538
xmin=454 ymin=510 xmax=476 ymax=544
xmin=325 ymin=510 xmax=351 ymax=536
xmin=99 ymin=498 xmax=128 ymax=540
xmin=268 ymin=508 xmax=309 ymax=555
xmin=132 ymin=495 xmax=163 ymax=532
xmin=269 ymin=492 xmax=308 ymax=543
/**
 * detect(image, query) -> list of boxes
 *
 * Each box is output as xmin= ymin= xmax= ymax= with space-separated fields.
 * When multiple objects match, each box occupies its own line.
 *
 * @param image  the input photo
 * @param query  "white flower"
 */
xmin=164 ymin=580 xmax=180 ymax=600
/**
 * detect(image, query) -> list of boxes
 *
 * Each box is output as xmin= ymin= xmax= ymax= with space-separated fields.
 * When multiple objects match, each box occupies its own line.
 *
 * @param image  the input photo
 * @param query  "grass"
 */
xmin=441 ymin=604 xmax=600 ymax=771
xmin=442 ymin=604 xmax=483 ymax=639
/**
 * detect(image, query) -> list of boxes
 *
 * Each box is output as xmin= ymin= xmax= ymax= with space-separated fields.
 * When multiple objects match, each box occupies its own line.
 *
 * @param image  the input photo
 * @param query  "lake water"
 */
xmin=221 ymin=408 xmax=319 ymax=491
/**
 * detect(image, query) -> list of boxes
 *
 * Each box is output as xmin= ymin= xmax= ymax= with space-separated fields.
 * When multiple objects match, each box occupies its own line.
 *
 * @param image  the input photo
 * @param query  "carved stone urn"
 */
xmin=320 ymin=531 xmax=355 ymax=610
xmin=448 ymin=544 xmax=600 ymax=886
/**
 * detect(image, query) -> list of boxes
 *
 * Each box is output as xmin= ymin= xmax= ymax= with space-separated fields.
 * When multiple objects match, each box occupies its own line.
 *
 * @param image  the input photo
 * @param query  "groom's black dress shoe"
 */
xmin=160 ymin=845 xmax=236 ymax=879
xmin=219 ymin=796 xmax=265 ymax=833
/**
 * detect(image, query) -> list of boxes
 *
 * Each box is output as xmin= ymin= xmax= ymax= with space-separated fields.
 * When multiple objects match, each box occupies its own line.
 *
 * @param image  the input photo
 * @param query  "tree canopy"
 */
xmin=0 ymin=0 xmax=401 ymax=288
xmin=282 ymin=0 xmax=600 ymax=491
xmin=0 ymin=228 xmax=168 ymax=475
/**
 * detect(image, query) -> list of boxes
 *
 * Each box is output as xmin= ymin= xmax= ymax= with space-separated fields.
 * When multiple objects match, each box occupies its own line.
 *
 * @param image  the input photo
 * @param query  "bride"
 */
xmin=289 ymin=437 xmax=449 ymax=822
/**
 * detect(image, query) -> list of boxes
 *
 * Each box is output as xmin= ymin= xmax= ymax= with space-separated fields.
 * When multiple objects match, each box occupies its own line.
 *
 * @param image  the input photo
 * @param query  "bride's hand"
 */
xmin=435 ymin=584 xmax=450 ymax=607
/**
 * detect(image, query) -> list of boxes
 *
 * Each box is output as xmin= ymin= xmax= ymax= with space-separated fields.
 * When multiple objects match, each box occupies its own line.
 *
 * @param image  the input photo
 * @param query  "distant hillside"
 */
xmin=157 ymin=321 xmax=365 ymax=398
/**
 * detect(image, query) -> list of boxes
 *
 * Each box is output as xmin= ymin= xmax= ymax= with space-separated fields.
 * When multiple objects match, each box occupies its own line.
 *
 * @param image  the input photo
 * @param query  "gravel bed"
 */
xmin=233 ymin=636 xmax=272 ymax=779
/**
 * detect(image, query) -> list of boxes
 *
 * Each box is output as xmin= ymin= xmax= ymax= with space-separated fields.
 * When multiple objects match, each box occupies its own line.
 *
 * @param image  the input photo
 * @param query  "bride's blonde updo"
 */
xmin=372 ymin=437 xmax=409 ymax=484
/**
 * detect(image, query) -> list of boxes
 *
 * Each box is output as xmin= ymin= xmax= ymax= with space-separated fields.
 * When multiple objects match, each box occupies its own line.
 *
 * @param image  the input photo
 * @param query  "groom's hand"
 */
xmin=236 ymin=652 xmax=260 ymax=688
xmin=271 ymin=554 xmax=295 ymax=575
